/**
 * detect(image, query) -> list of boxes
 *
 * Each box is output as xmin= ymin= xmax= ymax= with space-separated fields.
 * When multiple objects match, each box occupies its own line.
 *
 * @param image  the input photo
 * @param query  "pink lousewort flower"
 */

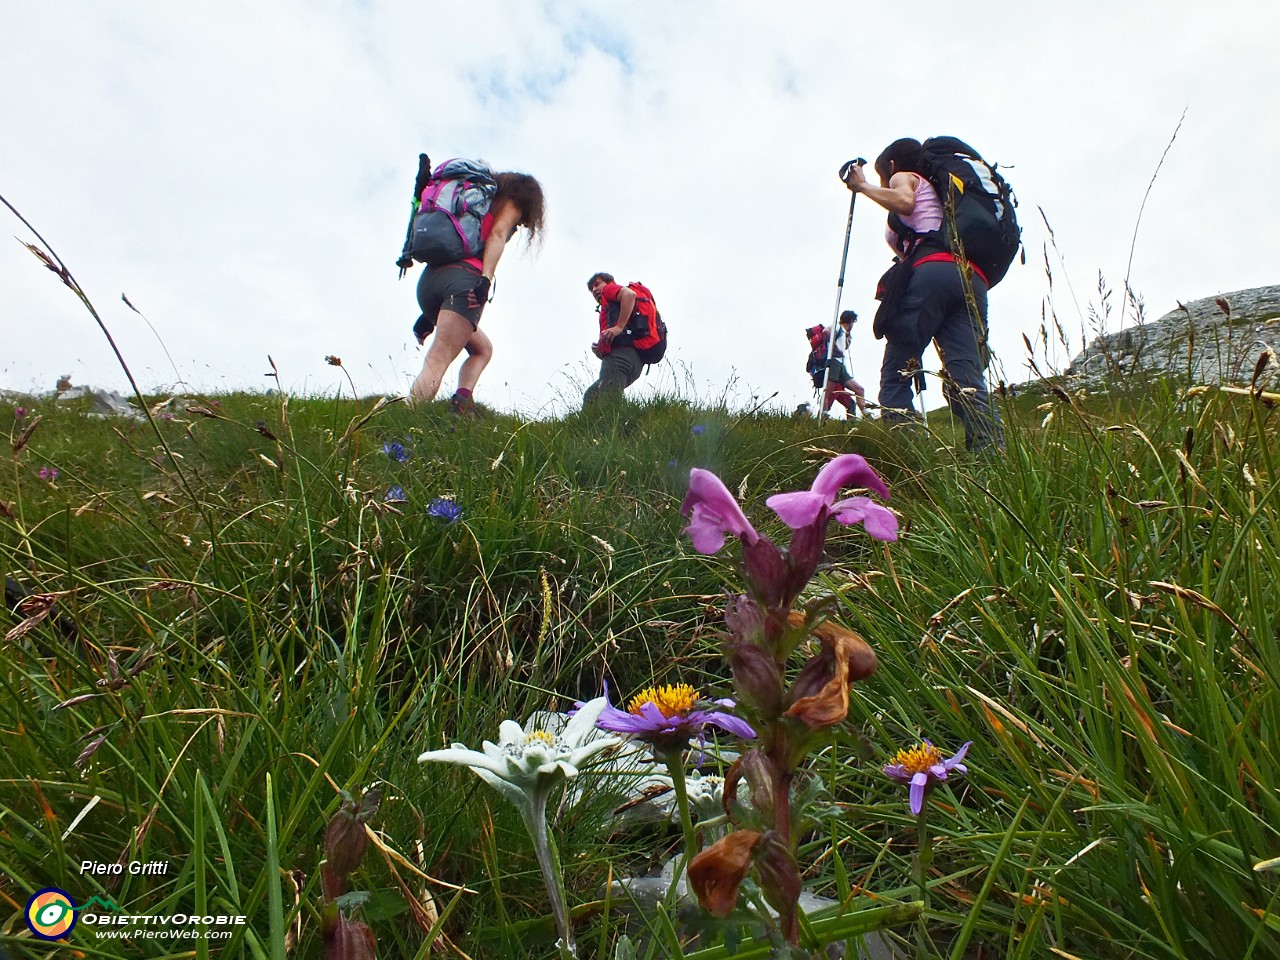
xmin=680 ymin=468 xmax=760 ymax=554
xmin=765 ymin=454 xmax=898 ymax=541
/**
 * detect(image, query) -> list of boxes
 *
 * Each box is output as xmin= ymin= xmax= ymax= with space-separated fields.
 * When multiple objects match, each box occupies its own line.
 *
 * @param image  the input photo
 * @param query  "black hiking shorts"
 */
xmin=414 ymin=264 xmax=485 ymax=341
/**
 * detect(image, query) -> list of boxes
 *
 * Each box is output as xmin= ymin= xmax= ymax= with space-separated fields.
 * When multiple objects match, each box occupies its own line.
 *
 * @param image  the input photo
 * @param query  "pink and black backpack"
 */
xmin=407 ymin=159 xmax=498 ymax=266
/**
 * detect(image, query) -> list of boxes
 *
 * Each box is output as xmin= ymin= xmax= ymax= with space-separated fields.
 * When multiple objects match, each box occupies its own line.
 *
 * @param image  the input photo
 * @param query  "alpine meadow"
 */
xmin=3 ymin=213 xmax=1280 ymax=959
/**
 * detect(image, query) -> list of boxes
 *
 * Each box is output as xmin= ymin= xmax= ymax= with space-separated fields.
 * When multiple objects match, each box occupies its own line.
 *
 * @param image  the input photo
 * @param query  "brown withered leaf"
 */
xmin=0 ymin=497 xmax=13 ymax=519
xmin=183 ymin=404 xmax=224 ymax=419
xmin=784 ymin=614 xmax=877 ymax=729
xmin=688 ymin=830 xmax=762 ymax=918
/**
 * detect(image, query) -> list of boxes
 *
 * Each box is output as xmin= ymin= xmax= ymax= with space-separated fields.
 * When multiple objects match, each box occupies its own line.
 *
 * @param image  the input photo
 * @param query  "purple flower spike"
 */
xmin=681 ymin=468 xmax=760 ymax=554
xmin=14 ymin=407 xmax=28 ymax=419
xmin=38 ymin=466 xmax=59 ymax=483
xmin=765 ymin=454 xmax=897 ymax=541
xmin=593 ymin=683 xmax=756 ymax=751
xmin=883 ymin=740 xmax=972 ymax=816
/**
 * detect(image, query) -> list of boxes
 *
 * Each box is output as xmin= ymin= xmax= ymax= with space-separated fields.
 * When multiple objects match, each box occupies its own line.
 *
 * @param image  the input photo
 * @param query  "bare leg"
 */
xmin=456 ymin=327 xmax=493 ymax=394
xmin=848 ymin=380 xmax=868 ymax=416
xmin=411 ymin=311 xmax=474 ymax=402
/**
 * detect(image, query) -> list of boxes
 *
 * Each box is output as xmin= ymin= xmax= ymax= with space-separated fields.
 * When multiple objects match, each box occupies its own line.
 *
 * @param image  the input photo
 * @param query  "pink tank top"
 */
xmin=884 ymin=174 xmax=943 ymax=254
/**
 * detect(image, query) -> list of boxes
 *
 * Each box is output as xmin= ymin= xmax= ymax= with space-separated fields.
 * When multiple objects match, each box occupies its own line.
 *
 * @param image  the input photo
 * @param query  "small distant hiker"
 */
xmin=844 ymin=137 xmax=1011 ymax=452
xmin=583 ymin=272 xmax=667 ymax=407
xmin=817 ymin=311 xmax=868 ymax=417
xmin=398 ymin=157 xmax=545 ymax=413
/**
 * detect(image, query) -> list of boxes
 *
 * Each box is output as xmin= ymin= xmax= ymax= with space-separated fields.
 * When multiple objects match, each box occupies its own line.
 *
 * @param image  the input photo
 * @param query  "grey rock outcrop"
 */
xmin=1063 ymin=285 xmax=1280 ymax=389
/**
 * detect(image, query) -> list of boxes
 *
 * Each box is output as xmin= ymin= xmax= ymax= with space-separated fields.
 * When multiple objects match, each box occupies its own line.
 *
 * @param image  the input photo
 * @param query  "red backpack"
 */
xmin=606 ymin=282 xmax=668 ymax=364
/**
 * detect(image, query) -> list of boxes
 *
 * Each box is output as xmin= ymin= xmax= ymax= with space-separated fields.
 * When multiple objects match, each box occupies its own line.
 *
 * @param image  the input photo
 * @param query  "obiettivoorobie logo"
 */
xmin=24 ymin=889 xmax=122 ymax=940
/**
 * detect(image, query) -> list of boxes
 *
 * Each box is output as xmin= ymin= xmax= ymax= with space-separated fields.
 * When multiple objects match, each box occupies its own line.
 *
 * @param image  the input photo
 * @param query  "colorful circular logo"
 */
xmin=25 ymin=888 xmax=78 ymax=940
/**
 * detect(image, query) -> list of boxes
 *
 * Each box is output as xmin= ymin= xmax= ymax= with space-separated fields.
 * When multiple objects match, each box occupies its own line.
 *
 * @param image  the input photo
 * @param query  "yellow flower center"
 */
xmin=523 ymin=730 xmax=556 ymax=746
xmin=891 ymin=742 xmax=942 ymax=775
xmin=628 ymin=683 xmax=698 ymax=718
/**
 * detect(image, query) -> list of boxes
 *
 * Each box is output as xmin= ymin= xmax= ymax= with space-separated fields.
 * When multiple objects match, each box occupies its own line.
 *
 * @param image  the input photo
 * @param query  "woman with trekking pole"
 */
xmin=844 ymin=139 xmax=1003 ymax=452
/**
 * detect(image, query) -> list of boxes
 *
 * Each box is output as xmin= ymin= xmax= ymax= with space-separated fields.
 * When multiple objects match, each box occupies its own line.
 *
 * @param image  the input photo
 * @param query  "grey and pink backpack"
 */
xmin=405 ymin=159 xmax=498 ymax=267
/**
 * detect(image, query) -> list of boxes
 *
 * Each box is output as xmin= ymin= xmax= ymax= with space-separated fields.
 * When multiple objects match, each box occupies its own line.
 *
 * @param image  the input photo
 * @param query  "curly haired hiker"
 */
xmin=406 ymin=167 xmax=545 ymax=414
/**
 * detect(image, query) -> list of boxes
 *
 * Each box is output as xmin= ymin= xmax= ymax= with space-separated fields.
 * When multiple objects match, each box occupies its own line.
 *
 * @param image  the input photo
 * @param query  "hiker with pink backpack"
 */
xmin=397 ymin=156 xmax=545 ymax=414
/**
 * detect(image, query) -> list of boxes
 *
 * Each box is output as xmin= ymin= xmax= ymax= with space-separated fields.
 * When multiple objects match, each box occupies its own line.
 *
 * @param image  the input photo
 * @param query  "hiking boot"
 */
xmin=449 ymin=392 xmax=478 ymax=418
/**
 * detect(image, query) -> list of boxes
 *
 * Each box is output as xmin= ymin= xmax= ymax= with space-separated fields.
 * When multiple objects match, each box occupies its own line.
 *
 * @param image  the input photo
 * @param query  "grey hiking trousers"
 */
xmin=583 ymin=345 xmax=643 ymax=406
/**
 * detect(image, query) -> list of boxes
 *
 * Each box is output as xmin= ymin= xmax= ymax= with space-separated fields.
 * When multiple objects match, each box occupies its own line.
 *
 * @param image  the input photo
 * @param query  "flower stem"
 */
xmin=665 ymin=751 xmax=700 ymax=868
xmin=913 ymin=807 xmax=933 ymax=959
xmin=526 ymin=797 xmax=576 ymax=959
xmin=660 ymin=749 xmax=699 ymax=916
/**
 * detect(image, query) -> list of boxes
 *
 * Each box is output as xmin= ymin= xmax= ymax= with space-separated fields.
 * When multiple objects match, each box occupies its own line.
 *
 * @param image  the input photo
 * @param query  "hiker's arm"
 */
xmin=845 ymin=167 xmax=917 ymax=217
xmin=478 ymin=199 xmax=523 ymax=281
xmin=600 ymin=287 xmax=637 ymax=344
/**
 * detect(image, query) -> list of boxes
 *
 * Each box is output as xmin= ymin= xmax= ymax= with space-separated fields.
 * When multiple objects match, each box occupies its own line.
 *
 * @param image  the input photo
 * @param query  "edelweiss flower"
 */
xmin=883 ymin=740 xmax=972 ymax=815
xmin=419 ymin=697 xmax=619 ymax=818
xmin=655 ymin=769 xmax=731 ymax=823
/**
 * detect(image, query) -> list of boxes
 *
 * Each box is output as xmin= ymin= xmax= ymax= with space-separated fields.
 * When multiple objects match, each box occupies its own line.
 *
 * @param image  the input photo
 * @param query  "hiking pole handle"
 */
xmin=839 ymin=157 xmax=867 ymax=182
xmin=398 ymin=152 xmax=433 ymax=279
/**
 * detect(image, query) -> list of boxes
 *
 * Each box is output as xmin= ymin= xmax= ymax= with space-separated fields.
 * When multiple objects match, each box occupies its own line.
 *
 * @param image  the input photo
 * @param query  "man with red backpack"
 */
xmin=583 ymin=272 xmax=667 ymax=406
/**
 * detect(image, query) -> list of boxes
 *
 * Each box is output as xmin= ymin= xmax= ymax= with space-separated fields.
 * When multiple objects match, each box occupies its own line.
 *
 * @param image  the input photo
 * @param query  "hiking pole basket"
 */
xmin=817 ymin=158 xmax=865 ymax=421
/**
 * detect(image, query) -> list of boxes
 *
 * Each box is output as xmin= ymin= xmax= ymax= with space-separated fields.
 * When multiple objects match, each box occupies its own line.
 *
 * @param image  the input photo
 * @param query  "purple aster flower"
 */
xmin=384 ymin=485 xmax=407 ymax=503
xmin=38 ymin=466 xmax=59 ymax=483
xmin=883 ymin=740 xmax=972 ymax=816
xmin=692 ymin=424 xmax=706 ymax=436
xmin=592 ymin=683 xmax=756 ymax=752
xmin=765 ymin=454 xmax=898 ymax=541
xmin=383 ymin=440 xmax=410 ymax=463
xmin=426 ymin=496 xmax=463 ymax=524
xmin=14 ymin=407 xmax=28 ymax=419
xmin=680 ymin=468 xmax=760 ymax=554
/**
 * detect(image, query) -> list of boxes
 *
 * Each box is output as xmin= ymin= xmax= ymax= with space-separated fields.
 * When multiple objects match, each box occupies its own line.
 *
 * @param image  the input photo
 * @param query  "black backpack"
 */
xmin=898 ymin=137 xmax=1022 ymax=288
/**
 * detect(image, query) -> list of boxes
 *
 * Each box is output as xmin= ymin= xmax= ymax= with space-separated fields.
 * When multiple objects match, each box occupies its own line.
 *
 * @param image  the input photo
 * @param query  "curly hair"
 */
xmin=494 ymin=172 xmax=546 ymax=248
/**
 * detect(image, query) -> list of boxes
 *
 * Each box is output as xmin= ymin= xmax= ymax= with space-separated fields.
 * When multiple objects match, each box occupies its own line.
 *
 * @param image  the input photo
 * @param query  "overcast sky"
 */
xmin=3 ymin=1 xmax=1277 ymax=417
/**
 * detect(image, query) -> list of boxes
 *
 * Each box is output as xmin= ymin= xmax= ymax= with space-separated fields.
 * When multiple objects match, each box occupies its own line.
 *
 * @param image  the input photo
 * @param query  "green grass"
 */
xmin=2 ymin=375 xmax=1279 ymax=958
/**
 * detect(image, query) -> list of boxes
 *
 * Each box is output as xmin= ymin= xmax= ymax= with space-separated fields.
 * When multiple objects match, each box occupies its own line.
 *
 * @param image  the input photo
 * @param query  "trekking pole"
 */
xmin=397 ymin=153 xmax=432 ymax=279
xmin=817 ymin=158 xmax=865 ymax=422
